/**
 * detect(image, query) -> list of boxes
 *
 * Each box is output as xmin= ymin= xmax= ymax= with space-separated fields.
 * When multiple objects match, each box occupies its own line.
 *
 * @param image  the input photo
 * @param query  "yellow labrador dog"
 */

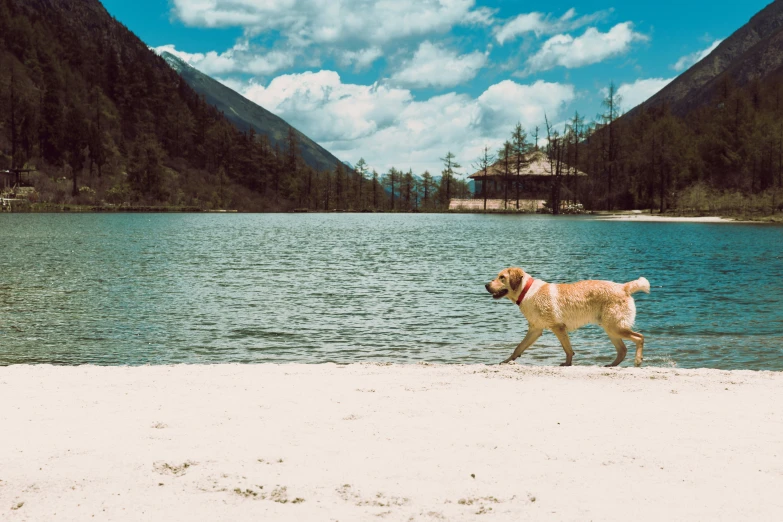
xmin=486 ymin=267 xmax=650 ymax=367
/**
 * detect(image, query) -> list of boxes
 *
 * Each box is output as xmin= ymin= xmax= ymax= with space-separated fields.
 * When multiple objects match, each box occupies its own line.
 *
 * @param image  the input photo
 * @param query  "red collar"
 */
xmin=516 ymin=278 xmax=535 ymax=305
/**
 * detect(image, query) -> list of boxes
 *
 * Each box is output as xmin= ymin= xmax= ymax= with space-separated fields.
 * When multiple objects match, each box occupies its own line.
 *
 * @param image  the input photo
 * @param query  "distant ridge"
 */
xmin=160 ymin=52 xmax=344 ymax=172
xmin=635 ymin=0 xmax=783 ymax=115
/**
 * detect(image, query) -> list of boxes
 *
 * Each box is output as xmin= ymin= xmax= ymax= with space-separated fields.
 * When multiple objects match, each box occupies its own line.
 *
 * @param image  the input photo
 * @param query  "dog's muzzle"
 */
xmin=485 ymin=283 xmax=508 ymax=299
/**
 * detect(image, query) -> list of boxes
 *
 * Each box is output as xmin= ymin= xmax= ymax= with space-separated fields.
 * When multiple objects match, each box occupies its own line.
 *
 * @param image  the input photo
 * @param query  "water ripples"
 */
xmin=1 ymin=213 xmax=782 ymax=369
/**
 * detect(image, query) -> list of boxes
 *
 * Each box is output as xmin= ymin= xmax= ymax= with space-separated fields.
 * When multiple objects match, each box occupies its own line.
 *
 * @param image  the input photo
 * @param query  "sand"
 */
xmin=592 ymin=212 xmax=739 ymax=223
xmin=1 ymin=364 xmax=781 ymax=521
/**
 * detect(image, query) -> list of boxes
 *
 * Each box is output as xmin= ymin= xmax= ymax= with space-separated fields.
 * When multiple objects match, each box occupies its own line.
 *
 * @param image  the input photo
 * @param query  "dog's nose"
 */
xmin=485 ymin=283 xmax=491 ymax=291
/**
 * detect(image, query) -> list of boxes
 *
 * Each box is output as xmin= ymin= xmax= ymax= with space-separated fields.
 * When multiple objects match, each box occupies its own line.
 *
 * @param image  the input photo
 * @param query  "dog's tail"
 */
xmin=624 ymin=277 xmax=650 ymax=295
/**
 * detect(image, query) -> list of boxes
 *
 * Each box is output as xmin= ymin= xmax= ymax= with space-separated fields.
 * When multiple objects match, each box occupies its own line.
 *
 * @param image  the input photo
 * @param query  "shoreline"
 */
xmin=3 ymin=205 xmax=781 ymax=222
xmin=2 ymin=364 xmax=780 ymax=521
xmin=590 ymin=210 xmax=783 ymax=223
xmin=592 ymin=212 xmax=742 ymax=223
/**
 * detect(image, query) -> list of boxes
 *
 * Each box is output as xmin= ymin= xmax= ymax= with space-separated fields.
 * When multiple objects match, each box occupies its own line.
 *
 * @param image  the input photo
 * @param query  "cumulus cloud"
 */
xmin=153 ymin=43 xmax=295 ymax=76
xmin=464 ymin=6 xmax=498 ymax=26
xmin=615 ymin=77 xmax=676 ymax=111
xmin=233 ymin=71 xmax=575 ymax=173
xmin=524 ymin=22 xmax=648 ymax=74
xmin=494 ymin=8 xmax=612 ymax=44
xmin=338 ymin=47 xmax=384 ymax=71
xmin=391 ymin=41 xmax=488 ymax=89
xmin=241 ymin=71 xmax=412 ymax=143
xmin=474 ymin=80 xmax=575 ymax=136
xmin=170 ymin=0 xmax=489 ymax=47
xmin=672 ymin=39 xmax=722 ymax=72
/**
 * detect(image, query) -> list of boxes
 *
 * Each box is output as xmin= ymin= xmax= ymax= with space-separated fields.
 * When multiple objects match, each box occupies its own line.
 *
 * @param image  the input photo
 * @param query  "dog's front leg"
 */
xmin=500 ymin=328 xmax=543 ymax=364
xmin=551 ymin=324 xmax=574 ymax=366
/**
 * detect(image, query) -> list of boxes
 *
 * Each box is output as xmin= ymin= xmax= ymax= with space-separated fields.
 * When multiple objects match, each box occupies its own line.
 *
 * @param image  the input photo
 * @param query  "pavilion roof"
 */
xmin=468 ymin=150 xmax=587 ymax=179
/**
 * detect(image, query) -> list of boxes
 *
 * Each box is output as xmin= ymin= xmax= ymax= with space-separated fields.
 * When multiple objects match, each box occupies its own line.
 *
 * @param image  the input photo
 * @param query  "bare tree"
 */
xmin=601 ymin=82 xmax=622 ymax=210
xmin=472 ymin=145 xmax=495 ymax=212
xmin=511 ymin=123 xmax=529 ymax=209
xmin=545 ymin=114 xmax=565 ymax=215
xmin=566 ymin=111 xmax=583 ymax=206
xmin=497 ymin=141 xmax=512 ymax=209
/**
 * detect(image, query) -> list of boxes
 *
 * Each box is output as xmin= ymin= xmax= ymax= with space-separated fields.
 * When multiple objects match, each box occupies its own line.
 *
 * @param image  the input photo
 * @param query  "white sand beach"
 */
xmin=1 ymin=364 xmax=781 ymax=521
xmin=592 ymin=212 xmax=739 ymax=223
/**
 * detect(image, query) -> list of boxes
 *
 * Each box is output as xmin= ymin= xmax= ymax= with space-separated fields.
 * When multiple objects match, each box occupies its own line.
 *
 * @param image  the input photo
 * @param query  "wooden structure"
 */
xmin=449 ymin=198 xmax=545 ymax=212
xmin=468 ymin=150 xmax=586 ymax=201
xmin=1 ymin=168 xmax=35 ymax=190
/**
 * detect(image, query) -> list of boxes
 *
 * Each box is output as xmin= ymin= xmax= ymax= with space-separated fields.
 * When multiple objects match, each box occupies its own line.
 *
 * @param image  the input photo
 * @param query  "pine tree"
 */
xmin=63 ymin=106 xmax=87 ymax=197
xmin=439 ymin=151 xmax=461 ymax=205
xmin=402 ymin=169 xmax=414 ymax=210
xmin=355 ymin=158 xmax=368 ymax=210
xmin=385 ymin=168 xmax=398 ymax=210
xmin=421 ymin=171 xmax=432 ymax=210
xmin=371 ymin=169 xmax=379 ymax=210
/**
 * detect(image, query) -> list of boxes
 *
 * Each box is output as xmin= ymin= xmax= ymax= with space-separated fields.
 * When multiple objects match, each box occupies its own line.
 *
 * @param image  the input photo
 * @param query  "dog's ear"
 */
xmin=508 ymin=267 xmax=524 ymax=291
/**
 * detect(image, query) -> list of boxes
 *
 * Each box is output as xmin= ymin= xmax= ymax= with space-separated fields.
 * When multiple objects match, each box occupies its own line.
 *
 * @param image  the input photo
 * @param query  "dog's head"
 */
xmin=485 ymin=267 xmax=525 ymax=300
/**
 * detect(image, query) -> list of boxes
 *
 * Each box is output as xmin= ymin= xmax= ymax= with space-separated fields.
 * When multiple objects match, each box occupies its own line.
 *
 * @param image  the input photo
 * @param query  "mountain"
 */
xmin=161 ymin=52 xmax=343 ymax=173
xmin=0 ymin=0 xmax=339 ymax=211
xmin=637 ymin=0 xmax=783 ymax=115
xmin=574 ymin=1 xmax=783 ymax=214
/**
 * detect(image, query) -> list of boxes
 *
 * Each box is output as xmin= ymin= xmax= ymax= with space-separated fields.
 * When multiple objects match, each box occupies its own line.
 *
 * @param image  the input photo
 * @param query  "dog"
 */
xmin=485 ymin=267 xmax=650 ymax=367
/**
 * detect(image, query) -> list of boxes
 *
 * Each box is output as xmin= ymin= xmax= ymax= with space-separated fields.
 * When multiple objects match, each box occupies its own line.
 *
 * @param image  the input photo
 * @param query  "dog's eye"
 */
xmin=499 ymin=276 xmax=505 ymax=280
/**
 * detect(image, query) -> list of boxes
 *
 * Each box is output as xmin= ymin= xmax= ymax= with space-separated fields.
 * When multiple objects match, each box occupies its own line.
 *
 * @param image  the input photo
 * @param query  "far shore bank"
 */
xmin=2 ymin=203 xmax=781 ymax=222
xmin=590 ymin=209 xmax=783 ymax=223
xmin=591 ymin=211 xmax=743 ymax=223
xmin=1 ymin=364 xmax=780 ymax=521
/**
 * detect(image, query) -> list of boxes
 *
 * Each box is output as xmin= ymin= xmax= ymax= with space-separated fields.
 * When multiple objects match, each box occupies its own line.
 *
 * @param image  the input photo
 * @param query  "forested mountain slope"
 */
xmin=636 ymin=0 xmax=783 ymax=115
xmin=161 ymin=52 xmax=343 ymax=173
xmin=0 ymin=0 xmax=327 ymax=210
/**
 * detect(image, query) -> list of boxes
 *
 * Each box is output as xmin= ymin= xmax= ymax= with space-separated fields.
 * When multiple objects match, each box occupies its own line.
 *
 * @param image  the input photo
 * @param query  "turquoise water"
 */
xmin=1 ymin=214 xmax=781 ymax=369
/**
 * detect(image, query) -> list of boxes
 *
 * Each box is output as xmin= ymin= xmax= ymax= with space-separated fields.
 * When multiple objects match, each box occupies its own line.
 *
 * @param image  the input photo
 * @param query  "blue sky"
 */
xmin=102 ymin=0 xmax=771 ymax=174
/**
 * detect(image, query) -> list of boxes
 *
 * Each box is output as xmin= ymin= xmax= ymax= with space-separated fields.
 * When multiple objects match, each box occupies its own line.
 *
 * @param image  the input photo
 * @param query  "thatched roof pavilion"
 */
xmin=468 ymin=150 xmax=587 ymax=180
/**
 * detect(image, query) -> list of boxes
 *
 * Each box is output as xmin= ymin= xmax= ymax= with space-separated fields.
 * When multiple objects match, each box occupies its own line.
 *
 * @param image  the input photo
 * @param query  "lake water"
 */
xmin=1 ymin=213 xmax=781 ymax=370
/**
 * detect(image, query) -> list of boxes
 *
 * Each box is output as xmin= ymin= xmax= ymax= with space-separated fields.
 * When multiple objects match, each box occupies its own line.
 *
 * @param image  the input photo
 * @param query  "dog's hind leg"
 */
xmin=500 ymin=328 xmax=543 ymax=364
xmin=616 ymin=328 xmax=644 ymax=366
xmin=551 ymin=325 xmax=574 ymax=367
xmin=606 ymin=335 xmax=628 ymax=367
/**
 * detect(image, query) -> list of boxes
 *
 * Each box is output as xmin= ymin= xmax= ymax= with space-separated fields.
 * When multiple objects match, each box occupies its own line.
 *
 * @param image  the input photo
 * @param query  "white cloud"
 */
xmin=241 ymin=71 xmax=413 ymax=143
xmin=154 ymin=44 xmax=212 ymax=68
xmin=245 ymin=50 xmax=297 ymax=75
xmin=494 ymin=8 xmax=612 ymax=45
xmin=524 ymin=22 xmax=648 ymax=74
xmin=171 ymin=0 xmax=488 ymax=47
xmin=476 ymin=80 xmax=575 ymax=134
xmin=338 ymin=47 xmax=383 ymax=71
xmin=153 ymin=43 xmax=296 ymax=76
xmin=234 ymin=71 xmax=575 ymax=174
xmin=672 ymin=39 xmax=722 ymax=72
xmin=495 ymin=12 xmax=549 ymax=43
xmin=391 ymin=41 xmax=488 ymax=89
xmin=464 ymin=6 xmax=498 ymax=26
xmin=615 ymin=77 xmax=676 ymax=111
